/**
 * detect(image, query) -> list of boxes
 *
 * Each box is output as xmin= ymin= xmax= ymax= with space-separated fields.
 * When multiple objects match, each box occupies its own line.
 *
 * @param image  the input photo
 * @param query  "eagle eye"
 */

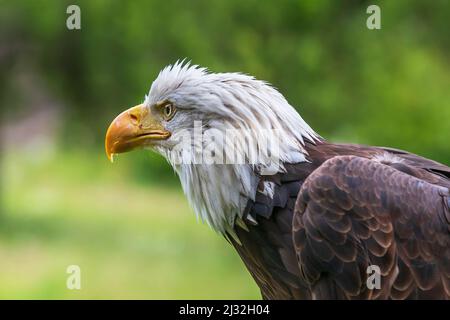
xmin=162 ymin=103 xmax=176 ymax=120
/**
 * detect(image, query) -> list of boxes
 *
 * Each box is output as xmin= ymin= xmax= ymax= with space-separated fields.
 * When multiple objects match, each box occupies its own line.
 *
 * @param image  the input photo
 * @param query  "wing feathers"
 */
xmin=293 ymin=155 xmax=450 ymax=299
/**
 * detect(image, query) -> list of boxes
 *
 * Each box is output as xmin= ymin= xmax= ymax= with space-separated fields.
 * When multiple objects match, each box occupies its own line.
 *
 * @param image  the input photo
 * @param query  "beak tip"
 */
xmin=105 ymin=144 xmax=115 ymax=163
xmin=105 ymin=139 xmax=115 ymax=163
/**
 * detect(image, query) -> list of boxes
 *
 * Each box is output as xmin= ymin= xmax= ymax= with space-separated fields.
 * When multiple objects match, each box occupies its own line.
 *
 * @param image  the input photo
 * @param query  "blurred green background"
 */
xmin=0 ymin=0 xmax=449 ymax=299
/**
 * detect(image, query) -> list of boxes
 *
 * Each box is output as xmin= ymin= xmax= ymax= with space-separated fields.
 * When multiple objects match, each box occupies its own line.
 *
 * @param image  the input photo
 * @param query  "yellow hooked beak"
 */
xmin=105 ymin=104 xmax=171 ymax=162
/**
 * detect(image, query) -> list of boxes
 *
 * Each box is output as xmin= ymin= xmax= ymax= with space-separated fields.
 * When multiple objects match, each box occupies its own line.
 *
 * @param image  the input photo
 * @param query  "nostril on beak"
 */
xmin=129 ymin=111 xmax=139 ymax=125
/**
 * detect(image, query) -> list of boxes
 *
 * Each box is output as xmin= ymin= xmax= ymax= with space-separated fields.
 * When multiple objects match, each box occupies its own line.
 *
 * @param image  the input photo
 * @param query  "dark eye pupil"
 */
xmin=165 ymin=105 xmax=171 ymax=116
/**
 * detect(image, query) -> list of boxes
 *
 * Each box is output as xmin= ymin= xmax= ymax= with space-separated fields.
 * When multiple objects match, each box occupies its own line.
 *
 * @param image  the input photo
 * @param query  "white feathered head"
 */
xmin=106 ymin=61 xmax=318 ymax=233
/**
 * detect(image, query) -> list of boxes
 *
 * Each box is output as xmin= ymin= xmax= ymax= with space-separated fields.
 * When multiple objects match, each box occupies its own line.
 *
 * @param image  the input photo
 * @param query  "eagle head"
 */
xmin=105 ymin=61 xmax=318 ymax=233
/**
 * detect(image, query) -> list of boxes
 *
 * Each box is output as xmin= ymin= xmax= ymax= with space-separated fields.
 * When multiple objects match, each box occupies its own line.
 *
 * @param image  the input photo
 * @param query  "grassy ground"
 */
xmin=0 ymin=149 xmax=259 ymax=299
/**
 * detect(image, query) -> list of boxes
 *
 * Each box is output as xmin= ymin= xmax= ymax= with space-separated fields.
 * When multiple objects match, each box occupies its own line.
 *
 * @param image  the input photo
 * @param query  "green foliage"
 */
xmin=1 ymin=0 xmax=449 ymax=162
xmin=0 ymin=151 xmax=259 ymax=298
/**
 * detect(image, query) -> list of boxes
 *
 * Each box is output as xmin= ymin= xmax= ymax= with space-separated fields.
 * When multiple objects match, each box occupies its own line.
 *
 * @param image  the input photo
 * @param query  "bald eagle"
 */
xmin=105 ymin=62 xmax=450 ymax=299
